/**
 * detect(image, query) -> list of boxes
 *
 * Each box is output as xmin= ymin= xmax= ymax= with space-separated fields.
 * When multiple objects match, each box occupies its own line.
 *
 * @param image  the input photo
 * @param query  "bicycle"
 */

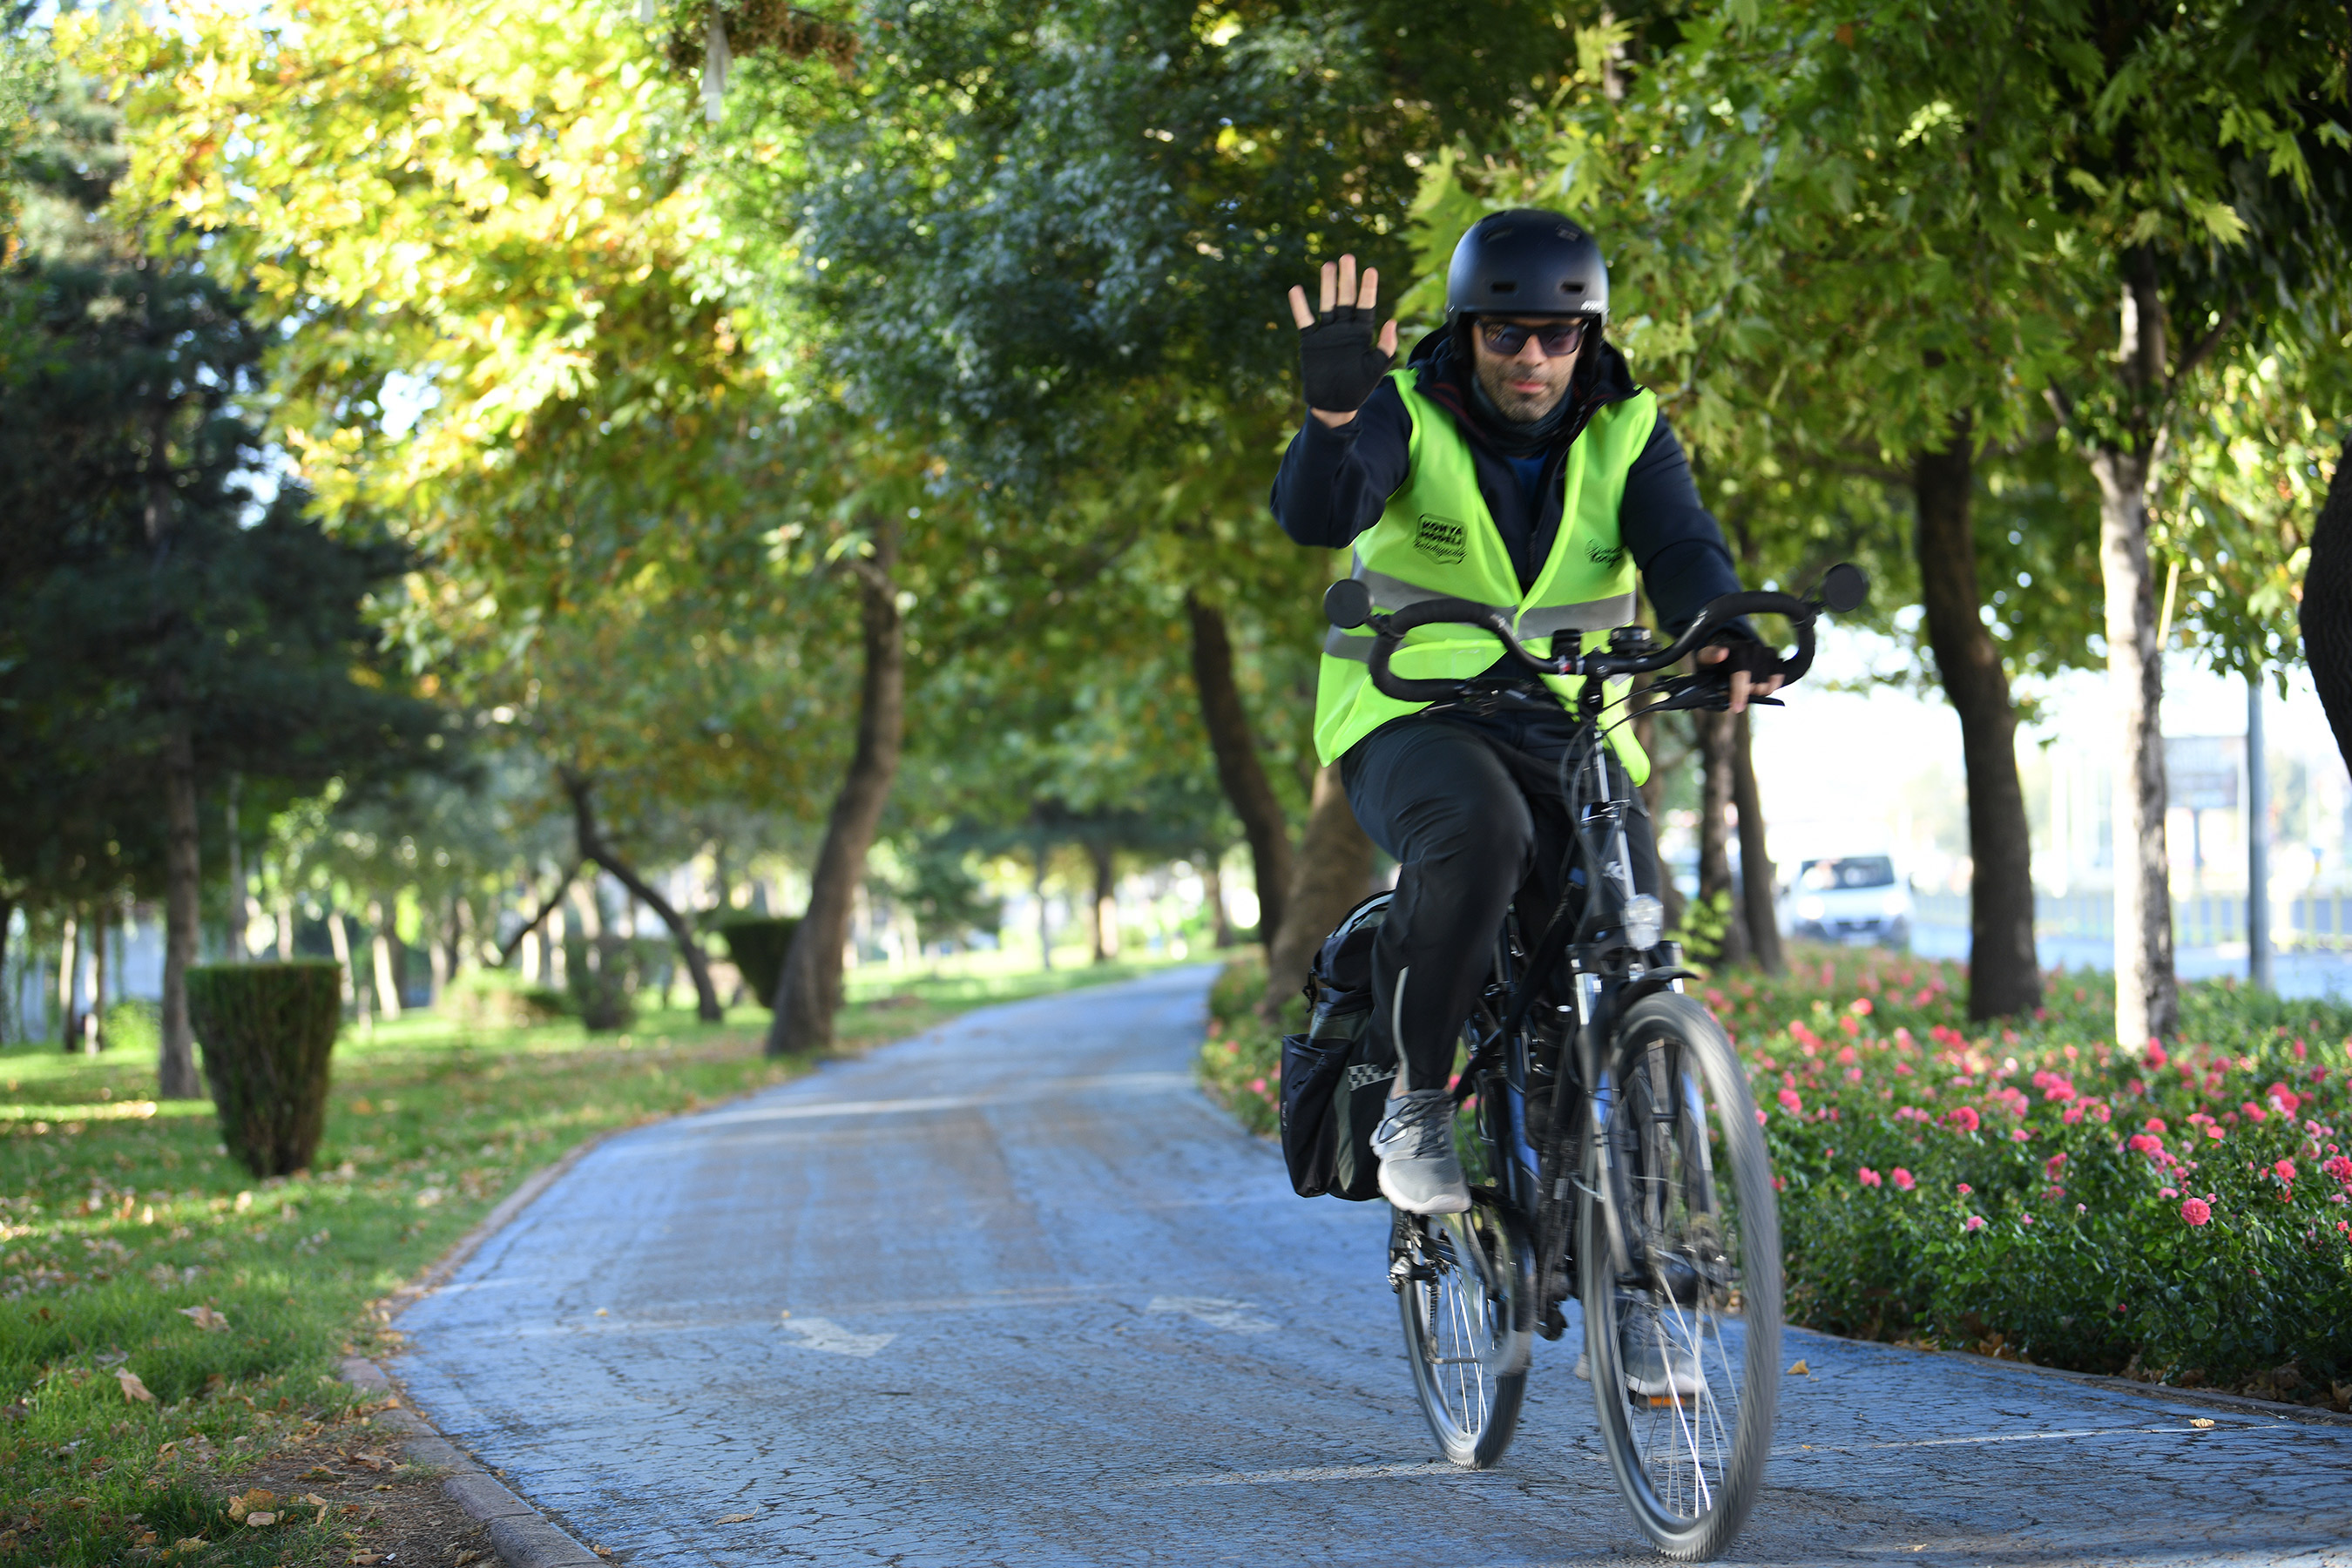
xmin=1323 ymin=564 xmax=1866 ymax=1559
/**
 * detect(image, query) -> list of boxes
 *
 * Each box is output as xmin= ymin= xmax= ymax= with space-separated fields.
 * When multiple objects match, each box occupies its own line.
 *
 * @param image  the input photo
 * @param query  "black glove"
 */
xmin=1707 ymin=633 xmax=1784 ymax=683
xmin=1299 ymin=302 xmax=1394 ymax=414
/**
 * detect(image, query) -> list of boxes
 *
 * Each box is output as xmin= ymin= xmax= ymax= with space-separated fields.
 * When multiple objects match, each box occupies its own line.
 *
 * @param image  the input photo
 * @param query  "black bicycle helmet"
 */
xmin=1444 ymin=208 xmax=1608 ymax=322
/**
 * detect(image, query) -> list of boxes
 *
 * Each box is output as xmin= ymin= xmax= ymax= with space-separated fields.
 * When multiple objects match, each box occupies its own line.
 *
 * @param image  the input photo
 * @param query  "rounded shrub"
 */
xmin=185 ymin=961 xmax=343 ymax=1178
xmin=716 ymin=916 xmax=800 ymax=1010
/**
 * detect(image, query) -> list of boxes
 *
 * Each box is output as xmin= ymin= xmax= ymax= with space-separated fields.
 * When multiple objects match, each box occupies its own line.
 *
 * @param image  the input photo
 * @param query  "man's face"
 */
xmin=1469 ymin=315 xmax=1585 ymax=424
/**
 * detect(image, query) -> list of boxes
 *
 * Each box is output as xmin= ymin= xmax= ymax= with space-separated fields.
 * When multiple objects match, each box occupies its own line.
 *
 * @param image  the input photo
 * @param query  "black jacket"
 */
xmin=1271 ymin=329 xmax=1746 ymax=639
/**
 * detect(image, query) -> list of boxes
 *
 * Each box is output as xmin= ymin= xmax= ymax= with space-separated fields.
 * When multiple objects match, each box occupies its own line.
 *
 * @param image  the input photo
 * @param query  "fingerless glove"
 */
xmin=1299 ymin=307 xmax=1394 ymax=414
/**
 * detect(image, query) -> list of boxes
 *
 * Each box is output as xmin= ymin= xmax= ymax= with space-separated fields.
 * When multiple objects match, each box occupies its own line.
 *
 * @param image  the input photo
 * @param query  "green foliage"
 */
xmin=716 ymin=916 xmax=801 ymax=1011
xmin=1196 ymin=950 xmax=1284 ymax=1135
xmin=185 ymin=963 xmax=343 ymax=1178
xmin=444 ymin=969 xmax=571 ymax=1028
xmin=1198 ymin=943 xmax=2352 ymax=1400
xmin=1713 ymin=950 xmax=2352 ymax=1396
xmin=561 ymin=932 xmax=639 ymax=1035
xmin=1674 ymin=889 xmax=1738 ymax=970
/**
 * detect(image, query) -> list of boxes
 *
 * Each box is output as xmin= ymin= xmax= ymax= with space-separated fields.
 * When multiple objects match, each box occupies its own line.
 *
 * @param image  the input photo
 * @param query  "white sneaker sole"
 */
xmin=1377 ymin=1164 xmax=1471 ymax=1215
xmin=1625 ymin=1369 xmax=1705 ymax=1398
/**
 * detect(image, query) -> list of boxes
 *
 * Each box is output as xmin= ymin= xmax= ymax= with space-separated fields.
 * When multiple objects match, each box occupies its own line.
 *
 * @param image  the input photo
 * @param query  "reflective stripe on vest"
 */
xmin=1312 ymin=366 xmax=1657 ymax=781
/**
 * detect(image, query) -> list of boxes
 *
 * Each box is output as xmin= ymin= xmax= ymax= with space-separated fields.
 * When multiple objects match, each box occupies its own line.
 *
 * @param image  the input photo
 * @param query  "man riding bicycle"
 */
xmin=1274 ymin=209 xmax=1782 ymax=1219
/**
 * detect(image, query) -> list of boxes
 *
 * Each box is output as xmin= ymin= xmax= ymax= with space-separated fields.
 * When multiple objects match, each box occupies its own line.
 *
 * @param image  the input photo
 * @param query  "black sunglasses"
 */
xmin=1476 ymin=317 xmax=1592 ymax=357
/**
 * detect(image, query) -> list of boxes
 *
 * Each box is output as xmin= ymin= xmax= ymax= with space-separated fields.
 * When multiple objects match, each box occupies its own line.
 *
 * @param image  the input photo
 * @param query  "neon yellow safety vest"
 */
xmin=1314 ymin=365 xmax=1657 ymax=781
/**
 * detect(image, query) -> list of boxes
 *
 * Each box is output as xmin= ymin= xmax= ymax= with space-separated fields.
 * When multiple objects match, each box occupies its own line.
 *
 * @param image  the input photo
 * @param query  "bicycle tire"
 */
xmin=1394 ymin=1192 xmax=1533 ymax=1468
xmin=1578 ymin=991 xmax=1781 ymax=1558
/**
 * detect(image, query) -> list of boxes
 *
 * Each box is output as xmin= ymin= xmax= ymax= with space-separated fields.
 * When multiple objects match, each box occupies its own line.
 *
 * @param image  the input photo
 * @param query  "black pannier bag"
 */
xmin=1279 ymin=891 xmax=1396 ymax=1200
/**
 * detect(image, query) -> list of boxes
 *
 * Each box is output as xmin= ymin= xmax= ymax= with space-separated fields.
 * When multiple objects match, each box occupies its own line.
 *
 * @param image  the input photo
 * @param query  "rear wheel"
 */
xmin=1578 ymin=992 xmax=1781 ymax=1558
xmin=1393 ymin=1192 xmax=1531 ymax=1468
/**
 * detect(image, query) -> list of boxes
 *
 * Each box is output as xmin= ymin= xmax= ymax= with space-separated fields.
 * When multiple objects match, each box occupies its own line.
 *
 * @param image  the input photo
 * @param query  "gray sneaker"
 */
xmin=1371 ymin=1090 xmax=1471 ymax=1214
xmin=1619 ymin=1301 xmax=1702 ymax=1398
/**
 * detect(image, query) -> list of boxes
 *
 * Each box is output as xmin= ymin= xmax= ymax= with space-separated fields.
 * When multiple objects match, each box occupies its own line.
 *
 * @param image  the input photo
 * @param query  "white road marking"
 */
xmin=1123 ymin=1461 xmax=1487 ymax=1489
xmin=1147 ymin=1295 xmax=1276 ymax=1333
xmin=1771 ymin=1422 xmax=2241 ymax=1458
xmin=778 ymin=1315 xmax=896 ymax=1358
xmin=691 ymin=1073 xmax=1195 ymax=1127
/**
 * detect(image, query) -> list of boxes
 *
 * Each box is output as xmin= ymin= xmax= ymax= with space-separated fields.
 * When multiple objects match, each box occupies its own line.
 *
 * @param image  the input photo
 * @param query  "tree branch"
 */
xmin=493 ymin=859 xmax=582 ymax=968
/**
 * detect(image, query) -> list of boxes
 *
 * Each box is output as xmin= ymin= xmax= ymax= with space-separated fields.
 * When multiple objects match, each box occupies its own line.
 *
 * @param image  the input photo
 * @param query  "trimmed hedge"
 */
xmin=717 ymin=916 xmax=801 ymax=1010
xmin=186 ymin=961 xmax=344 ymax=1178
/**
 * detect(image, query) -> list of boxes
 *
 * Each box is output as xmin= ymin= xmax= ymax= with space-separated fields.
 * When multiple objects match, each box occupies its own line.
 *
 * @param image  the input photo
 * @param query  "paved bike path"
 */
xmin=397 ymin=968 xmax=2352 ymax=1566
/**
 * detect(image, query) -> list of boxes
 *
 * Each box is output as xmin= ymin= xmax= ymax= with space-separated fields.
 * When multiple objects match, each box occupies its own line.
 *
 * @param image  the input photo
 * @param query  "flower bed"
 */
xmin=1196 ymin=946 xmax=2352 ymax=1407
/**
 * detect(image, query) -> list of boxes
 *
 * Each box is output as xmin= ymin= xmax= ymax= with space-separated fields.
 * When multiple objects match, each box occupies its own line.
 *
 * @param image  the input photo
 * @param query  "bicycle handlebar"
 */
xmin=1324 ymin=564 xmax=1869 ymax=707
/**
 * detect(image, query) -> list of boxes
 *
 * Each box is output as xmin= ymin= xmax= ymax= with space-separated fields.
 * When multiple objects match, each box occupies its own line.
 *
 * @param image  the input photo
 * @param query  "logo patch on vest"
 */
xmin=1585 ymin=538 xmax=1625 ymax=568
xmin=1414 ymin=514 xmax=1468 ymax=565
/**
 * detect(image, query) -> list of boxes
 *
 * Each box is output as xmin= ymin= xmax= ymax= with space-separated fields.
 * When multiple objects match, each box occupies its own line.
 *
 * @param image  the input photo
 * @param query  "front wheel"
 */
xmin=1393 ymin=1193 xmax=1531 ymax=1468
xmin=1579 ymin=992 xmax=1781 ymax=1558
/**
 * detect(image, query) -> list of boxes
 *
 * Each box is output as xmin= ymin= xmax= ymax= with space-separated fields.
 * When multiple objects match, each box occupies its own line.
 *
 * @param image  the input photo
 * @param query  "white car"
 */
xmin=1784 ymin=855 xmax=1911 ymax=949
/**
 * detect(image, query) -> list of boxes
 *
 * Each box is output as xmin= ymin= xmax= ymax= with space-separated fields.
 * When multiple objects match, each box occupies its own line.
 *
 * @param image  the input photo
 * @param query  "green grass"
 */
xmin=1 ymin=954 xmax=1189 ymax=1567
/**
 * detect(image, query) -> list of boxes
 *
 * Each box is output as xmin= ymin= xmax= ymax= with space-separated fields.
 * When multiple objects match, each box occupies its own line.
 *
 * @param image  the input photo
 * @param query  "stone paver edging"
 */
xmin=334 ymin=1132 xmax=618 ymax=1567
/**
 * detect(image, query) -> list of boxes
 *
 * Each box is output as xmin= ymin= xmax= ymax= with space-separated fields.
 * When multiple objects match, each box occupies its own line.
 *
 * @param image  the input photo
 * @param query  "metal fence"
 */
xmin=1911 ymin=889 xmax=2352 ymax=951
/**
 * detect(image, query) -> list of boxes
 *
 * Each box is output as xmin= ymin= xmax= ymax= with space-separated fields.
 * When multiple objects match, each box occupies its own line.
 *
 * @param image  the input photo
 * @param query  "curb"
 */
xmin=338 ymin=1355 xmax=602 ymax=1567
xmin=335 ymin=1133 xmax=618 ymax=1567
xmin=1938 ymin=1346 xmax=2352 ymax=1427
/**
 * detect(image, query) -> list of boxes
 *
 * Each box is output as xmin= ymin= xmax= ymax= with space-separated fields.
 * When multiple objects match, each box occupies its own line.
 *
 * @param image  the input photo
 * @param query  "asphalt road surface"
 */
xmin=397 ymin=967 xmax=2352 ymax=1567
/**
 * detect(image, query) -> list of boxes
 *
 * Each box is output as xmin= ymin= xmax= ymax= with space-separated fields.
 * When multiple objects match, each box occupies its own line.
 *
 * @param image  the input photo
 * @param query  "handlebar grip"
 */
xmin=1369 ymin=637 xmax=1483 ymax=702
xmin=1383 ymin=596 xmax=1507 ymax=635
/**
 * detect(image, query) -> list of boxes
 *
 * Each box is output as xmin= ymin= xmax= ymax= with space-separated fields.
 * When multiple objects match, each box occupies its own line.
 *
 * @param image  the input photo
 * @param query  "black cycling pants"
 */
xmin=1341 ymin=715 xmax=1659 ymax=1092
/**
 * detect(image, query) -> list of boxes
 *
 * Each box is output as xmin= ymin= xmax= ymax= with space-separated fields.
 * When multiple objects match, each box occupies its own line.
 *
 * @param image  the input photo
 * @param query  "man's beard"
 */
xmin=1474 ymin=356 xmax=1571 ymax=424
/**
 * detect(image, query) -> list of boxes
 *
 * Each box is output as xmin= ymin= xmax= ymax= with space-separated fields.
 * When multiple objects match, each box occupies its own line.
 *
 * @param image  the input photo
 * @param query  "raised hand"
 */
xmin=1288 ymin=253 xmax=1401 ymax=429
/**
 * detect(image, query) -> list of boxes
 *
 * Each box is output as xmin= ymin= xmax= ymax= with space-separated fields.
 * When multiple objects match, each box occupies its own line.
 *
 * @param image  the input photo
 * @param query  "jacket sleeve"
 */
xmin=1621 ymin=413 xmax=1754 ymax=639
xmin=1269 ymin=382 xmax=1413 ymax=549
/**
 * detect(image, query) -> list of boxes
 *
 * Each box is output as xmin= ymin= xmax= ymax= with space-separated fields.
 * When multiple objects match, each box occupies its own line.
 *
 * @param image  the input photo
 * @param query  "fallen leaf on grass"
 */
xmin=302 ymin=1492 xmax=329 ymax=1507
xmin=226 ymin=1488 xmax=276 ymax=1522
xmin=351 ymin=1553 xmax=387 ymax=1565
xmin=116 ymin=1368 xmax=155 ymax=1403
xmin=179 ymin=1305 xmax=231 ymax=1333
xmin=2189 ymin=1417 xmax=2216 ymax=1429
xmin=716 ymin=1512 xmax=757 ymax=1523
xmin=245 ymin=1511 xmax=279 ymax=1528
xmin=176 ymin=1538 xmax=207 ymax=1551
xmin=1787 ymin=1359 xmax=1810 ymax=1376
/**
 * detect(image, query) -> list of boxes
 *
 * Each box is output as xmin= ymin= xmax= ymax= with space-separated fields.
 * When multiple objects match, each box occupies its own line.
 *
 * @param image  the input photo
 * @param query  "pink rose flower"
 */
xmin=1891 ymin=1167 xmax=1916 ymax=1191
xmin=2274 ymin=1159 xmax=2297 ymax=1184
xmin=2044 ymin=1152 xmax=2068 ymax=1179
xmin=1779 ymin=1087 xmax=1804 ymax=1115
xmin=1947 ymin=1105 xmax=1980 ymax=1133
xmin=2145 ymin=1118 xmax=2166 ymax=1134
xmin=1851 ymin=997 xmax=1874 ymax=1016
xmin=1956 ymin=1182 xmax=1973 ymax=1195
xmin=1963 ymin=1214 xmax=1986 ymax=1233
xmin=1857 ymin=1166 xmax=1882 ymax=1187
xmin=2180 ymin=1197 xmax=2212 ymax=1226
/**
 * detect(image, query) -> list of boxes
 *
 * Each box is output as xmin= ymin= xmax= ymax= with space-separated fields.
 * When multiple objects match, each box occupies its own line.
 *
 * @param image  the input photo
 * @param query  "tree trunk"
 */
xmin=1087 ymin=841 xmax=1119 ymax=963
xmin=275 ymin=901 xmax=294 ymax=963
xmin=1731 ymin=709 xmax=1784 ymax=976
xmin=1032 ymin=835 xmax=1054 ymax=970
xmin=0 ymin=894 xmax=12 ymax=1044
xmin=86 ymin=902 xmax=110 ymax=1053
xmin=561 ymin=773 xmax=722 ymax=1021
xmin=2091 ymin=443 xmax=2178 ymax=1045
xmin=159 ymin=713 xmax=205 ymax=1097
xmin=1200 ymin=848 xmax=1239 ymax=948
xmin=2302 ymin=432 xmax=2352 ymax=776
xmin=1261 ymin=762 xmax=1375 ymax=1015
xmin=1694 ymin=709 xmax=1750 ymax=967
xmin=225 ymin=773 xmax=246 ymax=962
xmin=768 ymin=519 xmax=906 ymax=1056
xmin=57 ymin=913 xmax=79 ymax=1052
xmin=1183 ymin=591 xmax=1293 ymax=951
xmin=368 ymin=899 xmax=403 ymax=1021
xmin=327 ymin=906 xmax=355 ymax=1012
xmin=1914 ymin=431 xmax=2042 ymax=1018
